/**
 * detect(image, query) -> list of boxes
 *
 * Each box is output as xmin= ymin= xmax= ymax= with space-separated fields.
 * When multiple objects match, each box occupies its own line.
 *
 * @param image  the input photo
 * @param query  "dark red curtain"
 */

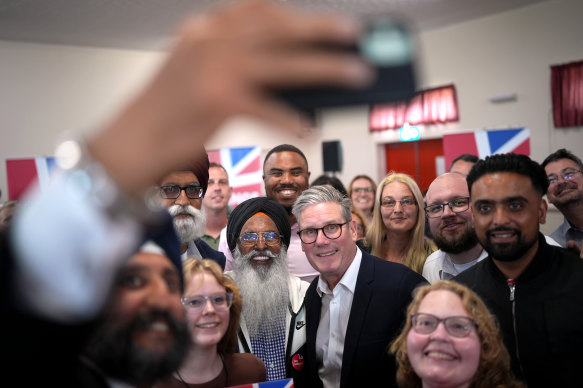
xmin=551 ymin=60 xmax=583 ymax=128
xmin=370 ymin=84 xmax=459 ymax=132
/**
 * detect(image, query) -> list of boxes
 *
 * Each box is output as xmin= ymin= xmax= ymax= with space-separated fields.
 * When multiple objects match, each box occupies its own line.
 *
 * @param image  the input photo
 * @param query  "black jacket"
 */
xmin=454 ymin=233 xmax=583 ymax=388
xmin=301 ymin=250 xmax=427 ymax=388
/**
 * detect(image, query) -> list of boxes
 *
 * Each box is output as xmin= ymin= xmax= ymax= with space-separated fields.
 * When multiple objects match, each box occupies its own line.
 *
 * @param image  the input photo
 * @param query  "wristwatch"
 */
xmin=54 ymin=135 xmax=164 ymax=225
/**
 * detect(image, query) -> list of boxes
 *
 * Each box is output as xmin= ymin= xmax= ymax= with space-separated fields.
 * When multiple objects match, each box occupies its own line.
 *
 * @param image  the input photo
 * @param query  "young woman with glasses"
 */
xmin=390 ymin=281 xmax=524 ymax=388
xmin=158 ymin=259 xmax=266 ymax=387
xmin=348 ymin=175 xmax=377 ymax=225
xmin=366 ymin=172 xmax=435 ymax=273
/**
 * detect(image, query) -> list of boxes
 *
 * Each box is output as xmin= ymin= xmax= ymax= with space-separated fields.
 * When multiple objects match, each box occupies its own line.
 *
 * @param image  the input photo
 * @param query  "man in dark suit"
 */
xmin=291 ymin=186 xmax=427 ymax=388
xmin=157 ymin=145 xmax=226 ymax=269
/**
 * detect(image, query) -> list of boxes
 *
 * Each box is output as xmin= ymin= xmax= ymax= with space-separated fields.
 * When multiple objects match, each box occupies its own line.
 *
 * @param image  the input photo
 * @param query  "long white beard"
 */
xmin=233 ymin=245 xmax=290 ymax=337
xmin=168 ymin=204 xmax=206 ymax=244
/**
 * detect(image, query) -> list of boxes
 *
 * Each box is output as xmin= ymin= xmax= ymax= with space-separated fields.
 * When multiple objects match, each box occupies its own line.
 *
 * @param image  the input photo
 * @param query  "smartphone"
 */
xmin=277 ymin=17 xmax=417 ymax=114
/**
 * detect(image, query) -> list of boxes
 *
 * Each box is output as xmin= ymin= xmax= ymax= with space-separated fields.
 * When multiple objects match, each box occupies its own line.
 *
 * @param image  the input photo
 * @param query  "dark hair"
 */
xmin=263 ymin=144 xmax=308 ymax=171
xmin=310 ymin=175 xmax=348 ymax=196
xmin=541 ymin=148 xmax=583 ymax=170
xmin=449 ymin=154 xmax=479 ymax=171
xmin=466 ymin=153 xmax=549 ymax=196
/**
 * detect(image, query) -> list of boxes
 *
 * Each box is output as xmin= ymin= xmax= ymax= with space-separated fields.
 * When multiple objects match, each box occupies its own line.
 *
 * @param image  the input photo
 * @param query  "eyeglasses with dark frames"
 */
xmin=239 ymin=231 xmax=281 ymax=247
xmin=547 ymin=169 xmax=581 ymax=184
xmin=297 ymin=222 xmax=348 ymax=244
xmin=425 ymin=197 xmax=470 ymax=218
xmin=181 ymin=292 xmax=234 ymax=312
xmin=160 ymin=184 xmax=204 ymax=199
xmin=411 ymin=312 xmax=477 ymax=338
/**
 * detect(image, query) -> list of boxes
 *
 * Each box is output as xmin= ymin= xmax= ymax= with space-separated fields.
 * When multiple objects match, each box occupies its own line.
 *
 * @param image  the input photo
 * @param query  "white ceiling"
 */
xmin=0 ymin=0 xmax=547 ymax=51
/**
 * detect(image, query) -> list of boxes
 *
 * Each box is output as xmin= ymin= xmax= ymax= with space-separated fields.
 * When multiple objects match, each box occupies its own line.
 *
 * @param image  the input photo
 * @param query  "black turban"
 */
xmin=227 ymin=197 xmax=291 ymax=252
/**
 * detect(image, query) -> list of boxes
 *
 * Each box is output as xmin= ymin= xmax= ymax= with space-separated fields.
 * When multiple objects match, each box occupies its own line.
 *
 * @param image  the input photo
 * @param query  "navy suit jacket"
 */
xmin=193 ymin=238 xmax=226 ymax=270
xmin=302 ymin=250 xmax=427 ymax=388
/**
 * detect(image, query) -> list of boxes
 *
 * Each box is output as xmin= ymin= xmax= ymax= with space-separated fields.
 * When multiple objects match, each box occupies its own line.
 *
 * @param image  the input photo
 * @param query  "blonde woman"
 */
xmin=366 ymin=172 xmax=434 ymax=273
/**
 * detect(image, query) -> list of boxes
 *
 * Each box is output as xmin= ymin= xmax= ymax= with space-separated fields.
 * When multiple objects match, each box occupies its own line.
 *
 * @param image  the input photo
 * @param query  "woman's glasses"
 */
xmin=411 ymin=313 xmax=477 ymax=338
xmin=181 ymin=292 xmax=233 ymax=312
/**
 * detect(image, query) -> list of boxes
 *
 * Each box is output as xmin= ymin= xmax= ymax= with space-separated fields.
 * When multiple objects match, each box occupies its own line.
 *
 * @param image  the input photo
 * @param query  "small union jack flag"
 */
xmin=207 ymin=146 xmax=263 ymax=208
xmin=443 ymin=127 xmax=530 ymax=168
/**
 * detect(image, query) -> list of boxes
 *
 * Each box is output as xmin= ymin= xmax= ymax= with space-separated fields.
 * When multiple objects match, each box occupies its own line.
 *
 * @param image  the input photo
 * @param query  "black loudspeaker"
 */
xmin=322 ymin=141 xmax=342 ymax=172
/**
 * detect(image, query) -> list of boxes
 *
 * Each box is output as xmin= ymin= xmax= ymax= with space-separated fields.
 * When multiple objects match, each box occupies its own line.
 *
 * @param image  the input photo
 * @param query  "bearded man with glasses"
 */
xmin=157 ymin=146 xmax=226 ymax=270
xmin=542 ymin=148 xmax=583 ymax=251
xmin=291 ymin=185 xmax=427 ymax=388
xmin=422 ymin=173 xmax=487 ymax=284
xmin=225 ymin=197 xmax=310 ymax=383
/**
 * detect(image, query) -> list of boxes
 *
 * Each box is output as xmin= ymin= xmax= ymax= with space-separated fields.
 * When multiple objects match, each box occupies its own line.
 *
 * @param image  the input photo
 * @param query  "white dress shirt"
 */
xmin=315 ymin=248 xmax=362 ymax=388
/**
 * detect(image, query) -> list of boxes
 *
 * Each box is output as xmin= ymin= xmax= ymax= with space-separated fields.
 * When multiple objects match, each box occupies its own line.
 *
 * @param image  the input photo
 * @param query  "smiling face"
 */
xmin=351 ymin=177 xmax=375 ymax=214
xmin=425 ymin=173 xmax=477 ymax=254
xmin=203 ymin=166 xmax=232 ymax=212
xmin=380 ymin=181 xmax=419 ymax=235
xmin=184 ymin=271 xmax=230 ymax=349
xmin=263 ymin=151 xmax=310 ymax=211
xmin=407 ymin=290 xmax=480 ymax=388
xmin=238 ymin=213 xmax=282 ymax=267
xmin=298 ymin=202 xmax=357 ymax=290
xmin=544 ymin=158 xmax=583 ymax=208
xmin=109 ymin=252 xmax=186 ymax=355
xmin=471 ymin=172 xmax=546 ymax=263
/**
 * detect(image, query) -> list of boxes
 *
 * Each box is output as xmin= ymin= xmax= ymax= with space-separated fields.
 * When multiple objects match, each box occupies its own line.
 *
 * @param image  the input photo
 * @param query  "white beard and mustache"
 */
xmin=168 ymin=204 xmax=206 ymax=244
xmin=233 ymin=245 xmax=290 ymax=337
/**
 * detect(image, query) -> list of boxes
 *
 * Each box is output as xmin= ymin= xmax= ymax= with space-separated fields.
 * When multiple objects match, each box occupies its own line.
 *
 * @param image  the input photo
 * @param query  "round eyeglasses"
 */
xmin=297 ymin=222 xmax=347 ymax=244
xmin=160 ymin=184 xmax=204 ymax=199
xmin=425 ymin=197 xmax=470 ymax=218
xmin=239 ymin=231 xmax=281 ymax=247
xmin=411 ymin=313 xmax=477 ymax=338
xmin=181 ymin=292 xmax=234 ymax=312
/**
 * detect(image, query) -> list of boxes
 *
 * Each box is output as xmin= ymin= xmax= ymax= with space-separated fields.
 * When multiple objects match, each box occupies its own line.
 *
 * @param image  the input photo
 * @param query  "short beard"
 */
xmin=480 ymin=227 xmax=538 ymax=262
xmin=83 ymin=310 xmax=190 ymax=384
xmin=233 ymin=245 xmax=289 ymax=337
xmin=168 ymin=204 xmax=206 ymax=244
xmin=433 ymin=225 xmax=479 ymax=254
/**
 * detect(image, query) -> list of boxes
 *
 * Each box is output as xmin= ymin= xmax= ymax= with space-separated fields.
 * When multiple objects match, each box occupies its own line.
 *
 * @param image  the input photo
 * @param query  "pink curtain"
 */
xmin=551 ymin=60 xmax=583 ymax=128
xmin=370 ymin=84 xmax=459 ymax=132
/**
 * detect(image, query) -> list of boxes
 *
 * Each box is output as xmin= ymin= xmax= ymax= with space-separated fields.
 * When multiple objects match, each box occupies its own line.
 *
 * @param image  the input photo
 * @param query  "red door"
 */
xmin=384 ymin=139 xmax=443 ymax=192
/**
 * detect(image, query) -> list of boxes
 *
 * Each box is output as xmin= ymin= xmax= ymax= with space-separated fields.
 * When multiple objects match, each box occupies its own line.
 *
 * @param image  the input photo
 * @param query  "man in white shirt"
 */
xmin=201 ymin=163 xmax=232 ymax=250
xmin=422 ymin=173 xmax=486 ymax=283
xmin=291 ymin=186 xmax=426 ymax=388
xmin=542 ymin=148 xmax=583 ymax=251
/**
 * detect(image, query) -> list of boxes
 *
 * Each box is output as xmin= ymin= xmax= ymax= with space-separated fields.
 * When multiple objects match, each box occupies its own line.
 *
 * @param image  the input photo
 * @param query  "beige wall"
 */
xmin=1 ymin=0 xmax=582 ymax=231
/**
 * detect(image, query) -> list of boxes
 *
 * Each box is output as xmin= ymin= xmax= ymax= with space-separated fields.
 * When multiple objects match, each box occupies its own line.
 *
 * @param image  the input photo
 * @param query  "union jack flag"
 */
xmin=443 ymin=127 xmax=530 ymax=168
xmin=228 ymin=378 xmax=294 ymax=388
xmin=207 ymin=146 xmax=263 ymax=209
xmin=6 ymin=157 xmax=60 ymax=200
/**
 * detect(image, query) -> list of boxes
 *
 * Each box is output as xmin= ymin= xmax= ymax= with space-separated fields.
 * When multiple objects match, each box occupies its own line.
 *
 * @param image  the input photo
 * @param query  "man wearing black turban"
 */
xmin=226 ymin=197 xmax=309 ymax=383
xmin=156 ymin=146 xmax=226 ymax=269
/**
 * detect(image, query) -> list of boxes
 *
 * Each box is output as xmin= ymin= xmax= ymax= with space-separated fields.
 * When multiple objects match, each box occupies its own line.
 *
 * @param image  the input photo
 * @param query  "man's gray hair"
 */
xmin=292 ymin=185 xmax=352 ymax=227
